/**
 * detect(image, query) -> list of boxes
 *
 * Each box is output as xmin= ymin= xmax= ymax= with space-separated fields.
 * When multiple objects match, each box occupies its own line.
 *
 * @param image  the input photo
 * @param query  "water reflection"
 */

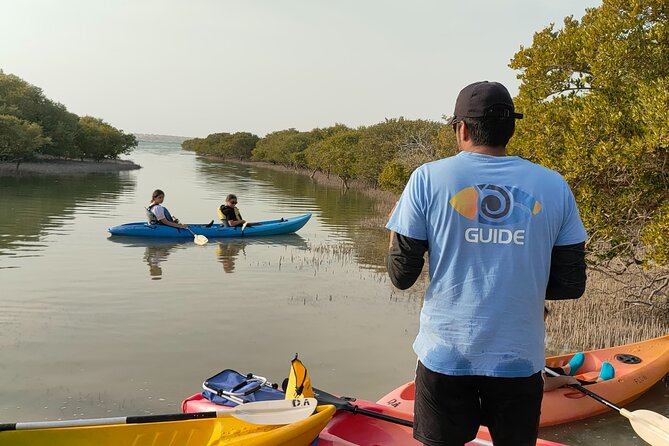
xmin=107 ymin=234 xmax=309 ymax=277
xmin=106 ymin=238 xmax=183 ymax=280
xmin=216 ymin=241 xmax=245 ymax=273
xmin=144 ymin=244 xmax=177 ymax=279
xmin=217 ymin=234 xmax=309 ymax=273
xmin=0 ymin=173 xmax=135 ymax=261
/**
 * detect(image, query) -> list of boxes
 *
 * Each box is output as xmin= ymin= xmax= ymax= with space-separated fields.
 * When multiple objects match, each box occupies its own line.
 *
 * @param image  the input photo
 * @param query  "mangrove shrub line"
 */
xmin=0 ymin=71 xmax=137 ymax=167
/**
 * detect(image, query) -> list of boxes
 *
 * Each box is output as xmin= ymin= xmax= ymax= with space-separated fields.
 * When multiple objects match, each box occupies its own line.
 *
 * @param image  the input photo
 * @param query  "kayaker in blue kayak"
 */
xmin=218 ymin=194 xmax=251 ymax=227
xmin=146 ymin=189 xmax=188 ymax=229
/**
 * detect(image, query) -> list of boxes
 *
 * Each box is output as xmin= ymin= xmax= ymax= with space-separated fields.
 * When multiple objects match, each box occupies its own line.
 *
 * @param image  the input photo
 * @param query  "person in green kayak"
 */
xmin=146 ymin=189 xmax=188 ymax=229
xmin=217 ymin=194 xmax=249 ymax=227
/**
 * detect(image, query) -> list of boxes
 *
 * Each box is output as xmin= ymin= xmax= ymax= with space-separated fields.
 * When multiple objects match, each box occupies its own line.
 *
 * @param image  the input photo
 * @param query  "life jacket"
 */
xmin=146 ymin=204 xmax=174 ymax=225
xmin=217 ymin=205 xmax=242 ymax=223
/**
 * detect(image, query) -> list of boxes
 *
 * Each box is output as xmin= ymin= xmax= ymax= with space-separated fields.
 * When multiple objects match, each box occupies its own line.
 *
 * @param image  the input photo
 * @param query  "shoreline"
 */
xmin=0 ymin=158 xmax=141 ymax=177
xmin=206 ymin=157 xmax=400 ymax=205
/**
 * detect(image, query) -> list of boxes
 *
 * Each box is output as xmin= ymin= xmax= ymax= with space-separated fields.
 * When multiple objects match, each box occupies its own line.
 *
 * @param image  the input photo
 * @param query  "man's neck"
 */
xmin=460 ymin=144 xmax=506 ymax=157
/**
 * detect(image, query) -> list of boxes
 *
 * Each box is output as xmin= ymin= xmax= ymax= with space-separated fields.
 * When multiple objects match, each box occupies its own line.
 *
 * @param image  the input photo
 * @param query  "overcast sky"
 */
xmin=1 ymin=0 xmax=601 ymax=137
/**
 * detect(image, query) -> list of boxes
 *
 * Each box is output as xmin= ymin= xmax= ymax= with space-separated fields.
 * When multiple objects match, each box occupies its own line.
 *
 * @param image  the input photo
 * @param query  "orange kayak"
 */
xmin=377 ymin=335 xmax=669 ymax=426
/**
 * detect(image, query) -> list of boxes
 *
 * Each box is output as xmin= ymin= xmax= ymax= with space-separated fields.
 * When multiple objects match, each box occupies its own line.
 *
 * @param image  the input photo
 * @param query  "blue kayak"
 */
xmin=108 ymin=213 xmax=311 ymax=238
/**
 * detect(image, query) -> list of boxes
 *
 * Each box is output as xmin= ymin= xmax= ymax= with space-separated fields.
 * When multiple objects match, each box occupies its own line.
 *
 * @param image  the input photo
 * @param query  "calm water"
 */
xmin=0 ymin=141 xmax=666 ymax=445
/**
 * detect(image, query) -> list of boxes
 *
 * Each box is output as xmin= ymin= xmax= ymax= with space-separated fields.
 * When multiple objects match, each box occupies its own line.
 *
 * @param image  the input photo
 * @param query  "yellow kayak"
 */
xmin=0 ymin=405 xmax=335 ymax=446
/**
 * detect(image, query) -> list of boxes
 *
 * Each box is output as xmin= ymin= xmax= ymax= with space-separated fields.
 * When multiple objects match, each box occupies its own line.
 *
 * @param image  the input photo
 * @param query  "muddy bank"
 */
xmin=0 ymin=158 xmax=141 ymax=177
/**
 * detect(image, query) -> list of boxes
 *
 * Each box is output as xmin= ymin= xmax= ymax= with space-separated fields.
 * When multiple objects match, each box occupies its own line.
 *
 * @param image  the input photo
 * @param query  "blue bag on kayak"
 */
xmin=202 ymin=369 xmax=284 ymax=407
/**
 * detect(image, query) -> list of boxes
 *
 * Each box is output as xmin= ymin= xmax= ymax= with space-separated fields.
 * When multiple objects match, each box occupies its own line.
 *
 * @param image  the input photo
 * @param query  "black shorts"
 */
xmin=413 ymin=361 xmax=544 ymax=446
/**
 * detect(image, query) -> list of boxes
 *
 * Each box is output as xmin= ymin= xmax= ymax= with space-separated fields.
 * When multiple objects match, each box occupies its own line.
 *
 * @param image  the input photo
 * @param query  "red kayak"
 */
xmin=378 ymin=335 xmax=669 ymax=426
xmin=182 ymin=393 xmax=566 ymax=445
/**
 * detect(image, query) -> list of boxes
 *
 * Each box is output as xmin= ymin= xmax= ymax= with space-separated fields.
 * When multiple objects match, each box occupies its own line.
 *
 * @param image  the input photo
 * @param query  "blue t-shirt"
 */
xmin=386 ymin=152 xmax=587 ymax=378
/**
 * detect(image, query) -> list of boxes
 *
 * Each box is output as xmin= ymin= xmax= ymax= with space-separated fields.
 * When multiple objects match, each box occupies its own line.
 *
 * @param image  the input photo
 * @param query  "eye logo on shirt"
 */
xmin=450 ymin=184 xmax=541 ymax=226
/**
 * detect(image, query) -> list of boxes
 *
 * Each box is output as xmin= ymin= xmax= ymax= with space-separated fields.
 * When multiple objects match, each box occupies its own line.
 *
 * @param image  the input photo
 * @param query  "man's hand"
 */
xmin=543 ymin=374 xmax=579 ymax=392
xmin=388 ymin=202 xmax=398 ymax=248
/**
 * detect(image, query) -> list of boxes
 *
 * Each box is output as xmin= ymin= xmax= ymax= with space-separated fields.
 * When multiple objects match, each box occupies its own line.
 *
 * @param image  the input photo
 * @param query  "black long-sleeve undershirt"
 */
xmin=387 ymin=233 xmax=428 ymax=290
xmin=545 ymin=241 xmax=586 ymax=300
xmin=387 ymin=234 xmax=586 ymax=299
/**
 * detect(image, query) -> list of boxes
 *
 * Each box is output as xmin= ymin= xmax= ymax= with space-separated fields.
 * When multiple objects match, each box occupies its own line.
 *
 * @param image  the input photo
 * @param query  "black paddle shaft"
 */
xmin=0 ymin=411 xmax=218 ymax=432
xmin=314 ymin=388 xmax=413 ymax=428
xmin=567 ymin=382 xmax=623 ymax=412
xmin=544 ymin=367 xmax=623 ymax=413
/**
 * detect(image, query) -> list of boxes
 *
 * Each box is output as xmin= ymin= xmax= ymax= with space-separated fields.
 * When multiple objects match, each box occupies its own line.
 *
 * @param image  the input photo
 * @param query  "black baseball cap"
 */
xmin=446 ymin=81 xmax=523 ymax=125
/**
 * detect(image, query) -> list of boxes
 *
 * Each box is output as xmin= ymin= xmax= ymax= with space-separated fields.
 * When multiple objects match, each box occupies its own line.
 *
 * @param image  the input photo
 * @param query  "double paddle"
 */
xmin=0 ymin=398 xmax=317 ymax=432
xmin=544 ymin=368 xmax=669 ymax=446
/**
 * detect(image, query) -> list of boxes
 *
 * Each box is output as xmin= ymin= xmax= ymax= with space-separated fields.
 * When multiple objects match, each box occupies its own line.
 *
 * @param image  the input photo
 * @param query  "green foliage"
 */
xmin=0 ymin=72 xmax=134 ymax=161
xmin=75 ymin=116 xmax=137 ymax=161
xmin=509 ymin=0 xmax=669 ymax=266
xmin=0 ymin=114 xmax=49 ymax=166
xmin=378 ymin=159 xmax=409 ymax=193
xmin=312 ymin=130 xmax=360 ymax=188
xmin=641 ymin=203 xmax=669 ymax=266
xmin=189 ymin=118 xmax=455 ymax=192
xmin=0 ymin=72 xmax=78 ymax=157
xmin=303 ymin=124 xmax=351 ymax=173
xmin=356 ymin=118 xmax=454 ymax=186
xmin=226 ymin=132 xmax=260 ymax=159
xmin=182 ymin=132 xmax=259 ymax=159
xmin=251 ymin=129 xmax=317 ymax=167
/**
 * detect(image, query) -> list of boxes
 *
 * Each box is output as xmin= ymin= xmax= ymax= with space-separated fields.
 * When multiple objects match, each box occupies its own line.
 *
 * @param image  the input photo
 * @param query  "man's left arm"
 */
xmin=545 ymin=242 xmax=586 ymax=300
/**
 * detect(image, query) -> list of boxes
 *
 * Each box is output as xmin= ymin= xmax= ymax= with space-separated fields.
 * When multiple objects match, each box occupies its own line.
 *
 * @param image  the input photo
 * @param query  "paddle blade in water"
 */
xmin=230 ymin=398 xmax=317 ymax=425
xmin=186 ymin=227 xmax=208 ymax=245
xmin=621 ymin=409 xmax=669 ymax=446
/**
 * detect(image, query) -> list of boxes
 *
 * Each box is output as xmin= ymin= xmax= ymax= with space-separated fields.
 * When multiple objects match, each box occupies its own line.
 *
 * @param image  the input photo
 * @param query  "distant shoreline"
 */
xmin=206 ymin=156 xmax=399 ymax=206
xmin=0 ymin=158 xmax=141 ymax=177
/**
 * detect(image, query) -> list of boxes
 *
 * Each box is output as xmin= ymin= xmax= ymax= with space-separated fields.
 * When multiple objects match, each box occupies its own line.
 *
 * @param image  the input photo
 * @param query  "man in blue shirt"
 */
xmin=386 ymin=81 xmax=587 ymax=446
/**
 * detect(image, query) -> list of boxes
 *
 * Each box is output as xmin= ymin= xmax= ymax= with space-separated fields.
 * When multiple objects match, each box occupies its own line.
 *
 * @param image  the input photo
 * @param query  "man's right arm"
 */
xmin=387 ymin=232 xmax=428 ymax=290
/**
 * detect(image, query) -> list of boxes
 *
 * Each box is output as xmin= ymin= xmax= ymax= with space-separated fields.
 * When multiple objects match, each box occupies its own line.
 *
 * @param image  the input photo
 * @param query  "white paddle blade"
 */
xmin=227 ymin=398 xmax=317 ymax=425
xmin=194 ymin=234 xmax=208 ymax=245
xmin=242 ymin=222 xmax=248 ymax=231
xmin=622 ymin=409 xmax=669 ymax=446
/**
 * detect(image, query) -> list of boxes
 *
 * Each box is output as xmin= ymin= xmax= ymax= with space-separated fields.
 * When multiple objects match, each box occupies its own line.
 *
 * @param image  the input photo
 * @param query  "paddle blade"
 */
xmin=621 ymin=409 xmax=669 ymax=446
xmin=285 ymin=356 xmax=314 ymax=399
xmin=194 ymin=235 xmax=208 ymax=245
xmin=229 ymin=398 xmax=317 ymax=425
xmin=313 ymin=388 xmax=352 ymax=412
